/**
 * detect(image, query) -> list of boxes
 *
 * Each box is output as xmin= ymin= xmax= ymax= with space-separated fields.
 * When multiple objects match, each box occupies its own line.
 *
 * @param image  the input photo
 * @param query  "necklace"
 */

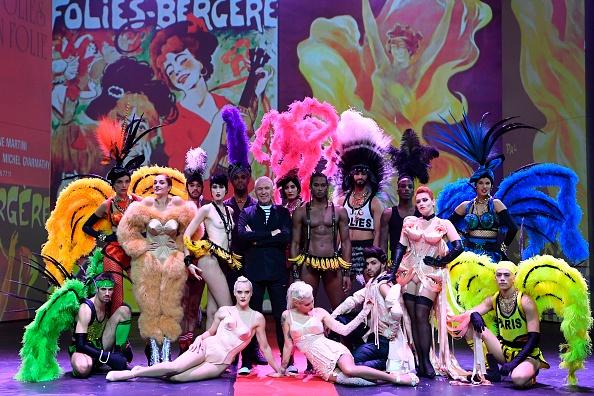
xmin=212 ymin=203 xmax=233 ymax=246
xmin=352 ymin=189 xmax=370 ymax=207
xmin=475 ymin=196 xmax=490 ymax=205
xmin=235 ymin=196 xmax=246 ymax=204
xmin=113 ymin=195 xmax=129 ymax=203
xmin=422 ymin=213 xmax=435 ymax=221
xmin=286 ymin=198 xmax=303 ymax=214
xmin=498 ymin=290 xmax=518 ymax=316
xmin=350 ymin=190 xmax=370 ymax=223
xmin=112 ymin=196 xmax=130 ymax=215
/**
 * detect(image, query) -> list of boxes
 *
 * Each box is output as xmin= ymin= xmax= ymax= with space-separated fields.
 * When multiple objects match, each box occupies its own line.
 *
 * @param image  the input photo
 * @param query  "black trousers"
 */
xmin=336 ymin=314 xmax=389 ymax=370
xmin=243 ymin=276 xmax=287 ymax=365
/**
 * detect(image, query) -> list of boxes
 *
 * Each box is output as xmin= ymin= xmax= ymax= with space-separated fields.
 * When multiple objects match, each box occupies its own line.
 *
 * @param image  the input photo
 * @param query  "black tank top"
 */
xmin=388 ymin=206 xmax=421 ymax=255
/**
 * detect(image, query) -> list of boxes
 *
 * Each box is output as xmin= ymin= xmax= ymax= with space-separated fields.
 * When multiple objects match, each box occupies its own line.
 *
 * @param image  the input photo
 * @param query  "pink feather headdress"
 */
xmin=251 ymin=97 xmax=340 ymax=202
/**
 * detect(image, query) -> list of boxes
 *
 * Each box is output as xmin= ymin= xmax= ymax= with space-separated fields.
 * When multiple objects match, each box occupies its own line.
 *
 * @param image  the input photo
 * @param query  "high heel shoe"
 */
xmin=149 ymin=338 xmax=160 ymax=366
xmin=391 ymin=372 xmax=419 ymax=387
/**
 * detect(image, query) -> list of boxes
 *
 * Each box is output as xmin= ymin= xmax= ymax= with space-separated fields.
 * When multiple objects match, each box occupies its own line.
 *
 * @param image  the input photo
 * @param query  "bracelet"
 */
xmin=342 ymin=269 xmax=350 ymax=277
xmin=500 ymin=242 xmax=508 ymax=252
xmin=280 ymin=368 xmax=286 ymax=375
xmin=292 ymin=269 xmax=300 ymax=279
xmin=97 ymin=233 xmax=107 ymax=242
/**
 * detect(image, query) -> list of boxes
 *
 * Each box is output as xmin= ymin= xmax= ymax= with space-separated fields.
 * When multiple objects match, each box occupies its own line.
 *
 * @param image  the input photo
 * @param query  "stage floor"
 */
xmin=1 ymin=316 xmax=592 ymax=396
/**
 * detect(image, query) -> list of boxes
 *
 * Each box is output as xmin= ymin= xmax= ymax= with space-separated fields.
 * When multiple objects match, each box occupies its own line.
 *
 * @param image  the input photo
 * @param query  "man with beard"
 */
xmin=336 ymin=166 xmax=385 ymax=288
xmin=331 ymin=247 xmax=415 ymax=374
xmin=290 ymin=173 xmax=352 ymax=307
xmin=238 ymin=176 xmax=292 ymax=374
xmin=70 ymin=272 xmax=131 ymax=377
xmin=379 ymin=176 xmax=420 ymax=261
xmin=178 ymin=147 xmax=209 ymax=355
xmin=333 ymin=110 xmax=393 ymax=291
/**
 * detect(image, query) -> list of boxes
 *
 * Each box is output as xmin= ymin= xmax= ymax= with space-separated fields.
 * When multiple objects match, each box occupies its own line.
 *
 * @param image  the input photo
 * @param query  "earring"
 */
xmin=200 ymin=67 xmax=207 ymax=76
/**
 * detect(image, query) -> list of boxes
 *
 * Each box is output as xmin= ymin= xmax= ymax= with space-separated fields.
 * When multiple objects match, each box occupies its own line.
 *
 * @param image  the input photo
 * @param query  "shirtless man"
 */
xmin=184 ymin=174 xmax=238 ymax=329
xmin=291 ymin=173 xmax=352 ymax=308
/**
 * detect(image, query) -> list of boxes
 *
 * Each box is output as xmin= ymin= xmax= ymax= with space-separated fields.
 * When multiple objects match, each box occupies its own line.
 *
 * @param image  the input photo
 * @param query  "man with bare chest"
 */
xmin=290 ymin=173 xmax=352 ymax=308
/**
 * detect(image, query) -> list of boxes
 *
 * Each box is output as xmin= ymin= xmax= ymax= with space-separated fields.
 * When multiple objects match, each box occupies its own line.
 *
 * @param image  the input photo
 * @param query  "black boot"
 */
xmin=254 ymin=340 xmax=267 ymax=365
xmin=485 ymin=353 xmax=502 ymax=382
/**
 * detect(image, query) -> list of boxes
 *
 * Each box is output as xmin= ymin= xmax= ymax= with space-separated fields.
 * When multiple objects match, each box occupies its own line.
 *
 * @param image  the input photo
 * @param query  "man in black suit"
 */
xmin=238 ymin=176 xmax=291 ymax=371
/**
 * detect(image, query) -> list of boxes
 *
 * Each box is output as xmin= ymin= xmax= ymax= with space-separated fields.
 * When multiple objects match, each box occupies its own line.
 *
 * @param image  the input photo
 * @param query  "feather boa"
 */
xmin=117 ymin=200 xmax=196 ymax=258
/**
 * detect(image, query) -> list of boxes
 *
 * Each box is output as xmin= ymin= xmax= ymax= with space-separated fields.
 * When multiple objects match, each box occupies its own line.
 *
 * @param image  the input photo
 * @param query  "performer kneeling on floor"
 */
xmin=455 ymin=261 xmax=548 ymax=389
xmin=70 ymin=272 xmax=132 ymax=377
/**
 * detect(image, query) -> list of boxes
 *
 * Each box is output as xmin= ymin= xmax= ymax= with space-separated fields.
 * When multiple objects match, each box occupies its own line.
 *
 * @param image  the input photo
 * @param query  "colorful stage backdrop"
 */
xmin=0 ymin=0 xmax=588 ymax=321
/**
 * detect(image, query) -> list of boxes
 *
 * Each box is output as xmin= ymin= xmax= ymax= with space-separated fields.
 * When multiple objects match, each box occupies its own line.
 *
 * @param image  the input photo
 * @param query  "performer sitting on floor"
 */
xmin=455 ymin=261 xmax=549 ymax=389
xmin=280 ymin=281 xmax=418 ymax=386
xmin=70 ymin=272 xmax=132 ymax=378
xmin=106 ymin=276 xmax=282 ymax=382
xmin=332 ymin=246 xmax=415 ymax=374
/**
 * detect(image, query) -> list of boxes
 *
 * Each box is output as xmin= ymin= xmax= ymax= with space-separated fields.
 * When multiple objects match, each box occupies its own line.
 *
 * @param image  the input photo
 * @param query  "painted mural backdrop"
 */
xmin=50 ymin=0 xmax=278 ymax=200
xmin=289 ymin=0 xmax=587 ymax=266
xmin=511 ymin=0 xmax=588 ymax=257
xmin=0 ymin=0 xmax=587 ymax=322
xmin=0 ymin=1 xmax=52 ymax=321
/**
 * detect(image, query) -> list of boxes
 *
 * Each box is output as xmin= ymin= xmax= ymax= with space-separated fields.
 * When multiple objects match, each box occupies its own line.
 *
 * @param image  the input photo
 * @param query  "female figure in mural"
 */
xmin=362 ymin=0 xmax=450 ymax=125
xmin=149 ymin=20 xmax=273 ymax=174
xmin=85 ymin=56 xmax=177 ymax=168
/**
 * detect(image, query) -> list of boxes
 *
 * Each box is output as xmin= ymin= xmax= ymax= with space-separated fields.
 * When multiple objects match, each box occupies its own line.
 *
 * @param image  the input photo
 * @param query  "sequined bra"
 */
xmin=464 ymin=198 xmax=499 ymax=231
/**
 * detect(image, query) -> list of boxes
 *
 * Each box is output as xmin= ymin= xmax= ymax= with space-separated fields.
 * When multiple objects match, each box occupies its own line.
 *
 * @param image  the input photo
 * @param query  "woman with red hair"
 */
xmin=380 ymin=186 xmax=464 ymax=380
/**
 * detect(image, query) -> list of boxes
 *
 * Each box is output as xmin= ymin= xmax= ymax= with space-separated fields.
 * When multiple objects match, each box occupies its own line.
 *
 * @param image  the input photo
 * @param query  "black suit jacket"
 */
xmin=238 ymin=204 xmax=291 ymax=281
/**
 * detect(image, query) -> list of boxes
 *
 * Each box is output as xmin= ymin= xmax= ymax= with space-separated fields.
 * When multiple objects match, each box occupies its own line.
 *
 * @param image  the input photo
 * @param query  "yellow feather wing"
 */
xmin=130 ymin=166 xmax=188 ymax=199
xmin=42 ymin=178 xmax=112 ymax=283
xmin=515 ymin=255 xmax=592 ymax=385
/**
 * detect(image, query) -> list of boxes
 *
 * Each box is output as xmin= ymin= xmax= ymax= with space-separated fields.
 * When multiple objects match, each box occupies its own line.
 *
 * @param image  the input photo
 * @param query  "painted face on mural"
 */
xmin=163 ymin=49 xmax=203 ymax=92
xmin=390 ymin=39 xmax=411 ymax=65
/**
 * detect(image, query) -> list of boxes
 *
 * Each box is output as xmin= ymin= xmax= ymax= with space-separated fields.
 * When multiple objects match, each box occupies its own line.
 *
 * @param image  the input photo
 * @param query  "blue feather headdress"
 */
xmin=430 ymin=110 xmax=541 ymax=183
xmin=223 ymin=105 xmax=252 ymax=179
